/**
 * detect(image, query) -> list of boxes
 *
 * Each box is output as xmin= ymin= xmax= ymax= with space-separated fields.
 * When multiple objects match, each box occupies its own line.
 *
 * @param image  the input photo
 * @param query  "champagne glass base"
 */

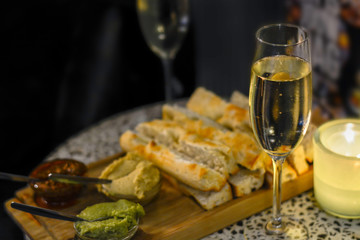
xmin=244 ymin=216 xmax=309 ymax=240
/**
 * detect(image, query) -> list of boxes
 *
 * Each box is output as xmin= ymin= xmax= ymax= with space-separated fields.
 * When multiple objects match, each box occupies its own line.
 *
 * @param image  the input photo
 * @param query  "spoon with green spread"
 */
xmin=75 ymin=199 xmax=144 ymax=240
xmin=10 ymin=202 xmax=109 ymax=222
xmin=12 ymin=200 xmax=145 ymax=240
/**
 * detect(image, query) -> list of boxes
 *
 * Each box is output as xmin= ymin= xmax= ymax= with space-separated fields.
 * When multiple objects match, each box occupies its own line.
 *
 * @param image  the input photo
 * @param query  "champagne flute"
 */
xmin=136 ymin=0 xmax=190 ymax=101
xmin=246 ymin=24 xmax=312 ymax=238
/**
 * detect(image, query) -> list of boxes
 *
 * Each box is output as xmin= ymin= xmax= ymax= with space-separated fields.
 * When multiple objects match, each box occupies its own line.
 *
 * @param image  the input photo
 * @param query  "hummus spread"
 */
xmin=75 ymin=199 xmax=145 ymax=240
xmin=99 ymin=152 xmax=161 ymax=202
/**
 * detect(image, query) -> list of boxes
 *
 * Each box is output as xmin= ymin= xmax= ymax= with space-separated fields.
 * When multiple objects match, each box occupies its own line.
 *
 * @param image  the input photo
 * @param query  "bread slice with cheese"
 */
xmin=162 ymin=104 xmax=264 ymax=171
xmin=162 ymin=172 xmax=233 ymax=210
xmin=119 ymin=130 xmax=227 ymax=192
xmin=136 ymin=119 xmax=239 ymax=177
xmin=186 ymin=87 xmax=251 ymax=131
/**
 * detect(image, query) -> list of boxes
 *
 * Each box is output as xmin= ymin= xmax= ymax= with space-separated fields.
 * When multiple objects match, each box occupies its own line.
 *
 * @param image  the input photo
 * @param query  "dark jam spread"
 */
xmin=29 ymin=159 xmax=87 ymax=208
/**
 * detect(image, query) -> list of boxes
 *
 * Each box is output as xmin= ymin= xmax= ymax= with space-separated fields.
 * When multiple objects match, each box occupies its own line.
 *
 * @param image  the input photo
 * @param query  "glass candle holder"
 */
xmin=313 ymin=118 xmax=360 ymax=219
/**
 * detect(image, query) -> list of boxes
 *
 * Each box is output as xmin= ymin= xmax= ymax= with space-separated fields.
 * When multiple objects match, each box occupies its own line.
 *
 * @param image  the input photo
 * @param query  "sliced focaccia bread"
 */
xmin=302 ymin=124 xmax=317 ymax=163
xmin=186 ymin=87 xmax=228 ymax=121
xmin=162 ymin=104 xmax=228 ymax=132
xmin=218 ymin=104 xmax=251 ymax=132
xmin=119 ymin=130 xmax=227 ymax=192
xmin=162 ymin=172 xmax=233 ymax=210
xmin=256 ymin=151 xmax=298 ymax=184
xmin=287 ymin=145 xmax=309 ymax=175
xmin=186 ymin=87 xmax=250 ymax=131
xmin=232 ymin=89 xmax=314 ymax=172
xmin=220 ymin=130 xmax=263 ymax=171
xmin=136 ymin=119 xmax=239 ymax=177
xmin=136 ymin=120 xmax=186 ymax=147
xmin=230 ymin=90 xmax=249 ymax=110
xmin=228 ymin=167 xmax=265 ymax=197
xmin=162 ymin=104 xmax=264 ymax=171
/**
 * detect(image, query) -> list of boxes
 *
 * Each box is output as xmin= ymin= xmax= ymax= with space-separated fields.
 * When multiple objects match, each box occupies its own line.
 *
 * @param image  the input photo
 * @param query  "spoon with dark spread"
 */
xmin=0 ymin=172 xmax=111 ymax=184
xmin=0 ymin=172 xmax=41 ymax=182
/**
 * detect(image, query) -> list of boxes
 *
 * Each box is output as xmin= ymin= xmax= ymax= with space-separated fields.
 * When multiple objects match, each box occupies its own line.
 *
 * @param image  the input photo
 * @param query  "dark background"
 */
xmin=1 ymin=0 xmax=285 ymax=238
xmin=1 ymin=0 xmax=192 ymax=238
xmin=2 ymin=0 xmax=358 ymax=238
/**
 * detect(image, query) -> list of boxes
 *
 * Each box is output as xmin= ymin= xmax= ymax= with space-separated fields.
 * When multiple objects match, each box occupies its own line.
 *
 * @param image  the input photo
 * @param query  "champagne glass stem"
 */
xmin=266 ymin=157 xmax=286 ymax=234
xmin=161 ymin=58 xmax=174 ymax=101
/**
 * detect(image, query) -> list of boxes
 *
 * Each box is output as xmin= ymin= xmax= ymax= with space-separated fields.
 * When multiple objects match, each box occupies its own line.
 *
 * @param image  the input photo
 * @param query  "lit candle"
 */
xmin=313 ymin=118 xmax=360 ymax=219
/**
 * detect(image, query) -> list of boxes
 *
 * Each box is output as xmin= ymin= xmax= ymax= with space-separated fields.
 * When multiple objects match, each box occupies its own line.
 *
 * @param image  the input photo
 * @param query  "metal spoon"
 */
xmin=10 ymin=202 xmax=110 ymax=222
xmin=0 ymin=172 xmax=111 ymax=185
xmin=48 ymin=173 xmax=112 ymax=185
xmin=0 ymin=172 xmax=41 ymax=182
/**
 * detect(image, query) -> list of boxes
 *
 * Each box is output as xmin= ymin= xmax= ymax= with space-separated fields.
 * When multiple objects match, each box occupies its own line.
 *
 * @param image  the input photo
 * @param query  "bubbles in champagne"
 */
xmin=249 ymin=55 xmax=312 ymax=157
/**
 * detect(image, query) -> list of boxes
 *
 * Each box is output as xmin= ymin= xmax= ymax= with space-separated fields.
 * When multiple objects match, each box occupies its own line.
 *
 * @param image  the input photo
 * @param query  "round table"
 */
xmin=46 ymin=101 xmax=360 ymax=240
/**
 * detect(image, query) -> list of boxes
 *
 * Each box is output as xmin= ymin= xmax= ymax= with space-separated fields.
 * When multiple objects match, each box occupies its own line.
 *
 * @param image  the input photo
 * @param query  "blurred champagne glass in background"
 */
xmin=136 ymin=0 xmax=190 ymax=101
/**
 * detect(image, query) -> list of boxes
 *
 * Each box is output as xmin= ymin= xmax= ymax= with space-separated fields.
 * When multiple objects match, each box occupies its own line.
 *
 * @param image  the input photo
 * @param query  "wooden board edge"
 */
xmin=5 ymin=153 xmax=314 ymax=240
xmin=4 ymin=198 xmax=53 ymax=240
xmin=141 ymin=167 xmax=314 ymax=240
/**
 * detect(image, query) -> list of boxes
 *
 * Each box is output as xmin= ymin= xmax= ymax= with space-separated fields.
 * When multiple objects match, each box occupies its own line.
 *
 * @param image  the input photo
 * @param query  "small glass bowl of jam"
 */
xmin=29 ymin=159 xmax=87 ymax=208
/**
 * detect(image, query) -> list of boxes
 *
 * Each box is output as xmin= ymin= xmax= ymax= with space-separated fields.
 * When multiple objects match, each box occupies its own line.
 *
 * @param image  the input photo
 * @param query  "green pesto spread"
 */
xmin=75 ymin=199 xmax=145 ymax=240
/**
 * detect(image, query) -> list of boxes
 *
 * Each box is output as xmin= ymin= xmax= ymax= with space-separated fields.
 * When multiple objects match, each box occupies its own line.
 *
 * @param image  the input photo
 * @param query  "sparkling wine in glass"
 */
xmin=136 ymin=0 xmax=190 ymax=101
xmin=246 ymin=24 xmax=312 ymax=239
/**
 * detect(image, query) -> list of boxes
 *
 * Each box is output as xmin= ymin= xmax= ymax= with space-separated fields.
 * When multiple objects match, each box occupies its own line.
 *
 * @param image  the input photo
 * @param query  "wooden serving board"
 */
xmin=5 ymin=152 xmax=313 ymax=240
